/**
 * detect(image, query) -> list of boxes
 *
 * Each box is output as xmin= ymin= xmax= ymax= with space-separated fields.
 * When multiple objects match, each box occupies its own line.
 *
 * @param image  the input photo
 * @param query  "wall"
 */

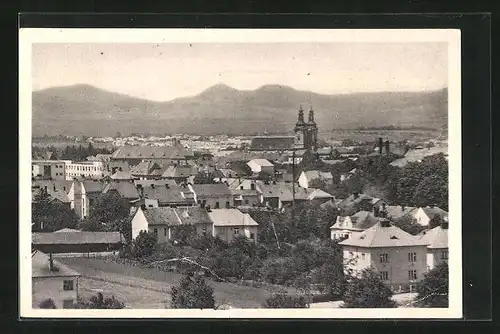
xmin=413 ymin=208 xmax=431 ymax=226
xmin=131 ymin=208 xmax=149 ymax=240
xmin=65 ymin=161 xmax=105 ymax=180
xmin=149 ymin=225 xmax=171 ymax=244
xmin=298 ymin=172 xmax=309 ymax=188
xmin=213 ymin=225 xmax=259 ymax=244
xmin=32 ymin=276 xmax=79 ymax=309
xmin=427 ymin=248 xmax=448 ymax=270
xmin=198 ymin=195 xmax=233 ymax=209
xmin=247 ymin=161 xmax=262 ymax=173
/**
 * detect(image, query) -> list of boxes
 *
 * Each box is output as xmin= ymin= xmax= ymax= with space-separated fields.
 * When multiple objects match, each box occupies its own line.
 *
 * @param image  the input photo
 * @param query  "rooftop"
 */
xmin=32 ymin=250 xmax=81 ymax=278
xmin=191 ymin=183 xmax=233 ymax=197
xmin=111 ymin=145 xmax=194 ymax=160
xmin=32 ymin=231 xmax=124 ymax=245
xmin=419 ymin=224 xmax=448 ymax=249
xmin=141 ymin=206 xmax=212 ymax=226
xmin=207 ymin=208 xmax=259 ymax=227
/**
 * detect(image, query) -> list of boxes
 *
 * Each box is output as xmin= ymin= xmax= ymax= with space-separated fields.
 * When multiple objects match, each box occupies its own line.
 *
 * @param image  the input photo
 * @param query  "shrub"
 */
xmin=132 ymin=231 xmax=157 ymax=259
xmin=263 ymin=289 xmax=310 ymax=308
xmin=39 ymin=298 xmax=57 ymax=309
xmin=171 ymin=273 xmax=216 ymax=309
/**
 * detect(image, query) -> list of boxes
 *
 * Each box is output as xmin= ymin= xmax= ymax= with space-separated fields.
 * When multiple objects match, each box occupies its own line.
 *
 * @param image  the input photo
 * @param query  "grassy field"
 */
xmin=60 ymin=257 xmax=295 ymax=309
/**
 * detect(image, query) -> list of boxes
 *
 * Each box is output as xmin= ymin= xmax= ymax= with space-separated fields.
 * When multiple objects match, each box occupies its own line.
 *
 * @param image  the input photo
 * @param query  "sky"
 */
xmin=32 ymin=42 xmax=448 ymax=102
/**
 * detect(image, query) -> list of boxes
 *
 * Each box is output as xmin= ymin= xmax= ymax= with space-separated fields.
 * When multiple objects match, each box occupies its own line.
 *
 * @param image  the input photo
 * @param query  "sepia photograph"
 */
xmin=19 ymin=28 xmax=462 ymax=318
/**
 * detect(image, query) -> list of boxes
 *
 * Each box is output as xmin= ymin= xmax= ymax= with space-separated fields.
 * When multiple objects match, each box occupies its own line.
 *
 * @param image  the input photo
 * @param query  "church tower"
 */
xmin=293 ymin=105 xmax=318 ymax=151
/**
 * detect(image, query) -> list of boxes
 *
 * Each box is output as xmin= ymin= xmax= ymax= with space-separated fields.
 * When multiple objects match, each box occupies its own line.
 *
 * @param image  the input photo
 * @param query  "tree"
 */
xmin=309 ymin=179 xmax=329 ymax=192
xmin=90 ymin=192 xmax=131 ymax=241
xmin=262 ymin=289 xmax=309 ymax=308
xmin=412 ymin=174 xmax=448 ymax=211
xmin=429 ymin=214 xmax=444 ymax=229
xmin=258 ymin=170 xmax=274 ymax=181
xmin=39 ymin=298 xmax=57 ymax=309
xmin=78 ymin=218 xmax=106 ymax=232
xmin=193 ymin=171 xmax=217 ymax=184
xmin=75 ymin=293 xmax=125 ymax=309
xmin=342 ymin=268 xmax=396 ymax=308
xmin=132 ymin=230 xmax=157 ymax=259
xmin=416 ymin=262 xmax=448 ymax=308
xmin=171 ymin=274 xmax=216 ymax=309
xmin=392 ymin=215 xmax=427 ymax=236
xmin=32 ymin=190 xmax=79 ymax=232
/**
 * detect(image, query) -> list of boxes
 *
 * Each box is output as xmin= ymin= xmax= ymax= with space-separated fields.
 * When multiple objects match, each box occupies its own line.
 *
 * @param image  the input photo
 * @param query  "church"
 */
xmin=249 ymin=106 xmax=319 ymax=152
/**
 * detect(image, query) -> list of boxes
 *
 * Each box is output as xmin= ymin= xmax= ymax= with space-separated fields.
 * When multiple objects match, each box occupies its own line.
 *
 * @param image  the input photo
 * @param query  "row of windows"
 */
xmin=198 ymin=200 xmax=232 ymax=209
xmin=378 ymin=270 xmax=418 ymax=281
xmin=68 ymin=165 xmax=104 ymax=172
xmin=379 ymin=252 xmax=418 ymax=263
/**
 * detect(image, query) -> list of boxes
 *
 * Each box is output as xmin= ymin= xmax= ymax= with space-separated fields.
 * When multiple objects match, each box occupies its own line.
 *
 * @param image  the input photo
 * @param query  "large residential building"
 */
xmin=419 ymin=220 xmax=449 ymax=270
xmin=32 ymin=250 xmax=81 ymax=309
xmin=339 ymin=219 xmax=429 ymax=292
xmin=65 ymin=161 xmax=106 ymax=180
xmin=207 ymin=208 xmax=259 ymax=243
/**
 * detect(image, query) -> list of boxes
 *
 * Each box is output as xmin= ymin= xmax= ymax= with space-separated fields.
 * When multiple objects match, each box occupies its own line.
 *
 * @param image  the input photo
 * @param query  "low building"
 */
xmin=32 ymin=231 xmax=124 ymax=255
xmin=188 ymin=183 xmax=234 ymax=209
xmin=207 ymin=208 xmax=259 ymax=243
xmin=32 ymin=250 xmax=81 ymax=309
xmin=231 ymin=188 xmax=261 ymax=207
xmin=162 ymin=165 xmax=197 ymax=184
xmin=298 ymin=170 xmax=334 ymax=189
xmin=32 ymin=160 xmax=71 ymax=180
xmin=338 ymin=193 xmax=387 ymax=216
xmin=101 ymin=181 xmax=140 ymax=203
xmin=131 ymin=206 xmax=213 ymax=243
xmin=129 ymin=161 xmax=164 ymax=180
xmin=247 ymin=159 xmax=275 ymax=175
xmin=384 ymin=205 xmax=418 ymax=221
xmin=411 ymin=206 xmax=448 ymax=226
xmin=339 ymin=219 xmax=429 ymax=292
xmin=419 ymin=220 xmax=449 ymax=270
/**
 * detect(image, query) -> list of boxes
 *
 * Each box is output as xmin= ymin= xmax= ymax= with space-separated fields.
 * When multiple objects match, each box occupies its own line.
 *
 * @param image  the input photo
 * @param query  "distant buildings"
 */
xmin=247 ymin=159 xmax=275 ymax=175
xmin=298 ymin=170 xmax=334 ymax=189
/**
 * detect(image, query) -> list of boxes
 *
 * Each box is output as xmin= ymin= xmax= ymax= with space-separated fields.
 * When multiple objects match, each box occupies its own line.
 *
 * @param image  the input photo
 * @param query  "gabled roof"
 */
xmin=303 ymin=170 xmax=334 ymax=182
xmin=420 ymin=206 xmax=448 ymax=219
xmin=129 ymin=161 xmax=162 ymax=176
xmin=111 ymin=145 xmax=193 ymax=160
xmin=134 ymin=179 xmax=177 ymax=188
xmin=102 ymin=181 xmax=140 ymax=199
xmin=339 ymin=221 xmax=429 ymax=248
xmin=33 ymin=231 xmax=124 ymax=245
xmin=111 ymin=170 xmax=135 ymax=180
xmin=191 ymin=183 xmax=233 ymax=197
xmin=32 ymin=186 xmax=71 ymax=204
xmin=304 ymin=188 xmax=334 ymax=200
xmin=54 ymin=228 xmax=81 ymax=233
xmin=231 ymin=188 xmax=260 ymax=196
xmin=249 ymin=136 xmax=295 ymax=151
xmin=32 ymin=250 xmax=81 ymax=278
xmin=82 ymin=180 xmax=106 ymax=193
xmin=316 ymin=147 xmax=333 ymax=155
xmin=419 ymin=225 xmax=448 ymax=249
xmin=162 ymin=165 xmax=197 ymax=178
xmin=141 ymin=206 xmax=212 ymax=226
xmin=385 ymin=205 xmax=417 ymax=220
xmin=207 ymin=208 xmax=259 ymax=227
xmin=350 ymin=211 xmax=381 ymax=229
xmin=248 ymin=159 xmax=274 ymax=167
xmin=32 ymin=180 xmax=73 ymax=194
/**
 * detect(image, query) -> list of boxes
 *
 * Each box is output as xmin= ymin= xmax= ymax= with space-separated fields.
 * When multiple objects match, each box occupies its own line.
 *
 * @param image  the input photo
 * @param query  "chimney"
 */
xmin=48 ymin=253 xmax=58 ymax=272
xmin=380 ymin=219 xmax=391 ymax=228
xmin=378 ymin=138 xmax=383 ymax=154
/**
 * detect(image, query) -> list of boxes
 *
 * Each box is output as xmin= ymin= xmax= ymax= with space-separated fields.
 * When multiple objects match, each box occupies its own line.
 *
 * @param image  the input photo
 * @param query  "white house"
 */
xmin=419 ymin=220 xmax=449 ymax=270
xmin=298 ymin=170 xmax=334 ymax=188
xmin=411 ymin=206 xmax=448 ymax=226
xmin=32 ymin=250 xmax=81 ymax=309
xmin=247 ymin=159 xmax=275 ymax=175
xmin=330 ymin=211 xmax=380 ymax=240
xmin=65 ymin=161 xmax=106 ymax=180
xmin=339 ymin=219 xmax=429 ymax=292
xmin=207 ymin=208 xmax=259 ymax=243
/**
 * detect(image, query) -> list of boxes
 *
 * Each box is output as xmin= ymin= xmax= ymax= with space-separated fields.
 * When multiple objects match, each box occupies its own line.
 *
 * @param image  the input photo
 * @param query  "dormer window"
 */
xmin=390 ymin=236 xmax=398 ymax=239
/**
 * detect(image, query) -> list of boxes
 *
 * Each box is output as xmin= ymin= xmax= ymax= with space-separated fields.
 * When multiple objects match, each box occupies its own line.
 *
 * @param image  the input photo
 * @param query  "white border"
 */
xmin=19 ymin=28 xmax=462 ymax=319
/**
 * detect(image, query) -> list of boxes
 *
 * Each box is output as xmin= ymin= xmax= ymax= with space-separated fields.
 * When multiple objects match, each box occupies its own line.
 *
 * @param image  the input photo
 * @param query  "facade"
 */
xmin=32 ymin=160 xmax=70 ymax=180
xmin=188 ymin=183 xmax=234 ymax=209
xmin=131 ymin=206 xmax=213 ymax=243
xmin=231 ymin=188 xmax=261 ymax=207
xmin=339 ymin=220 xmax=429 ymax=292
xmin=208 ymin=208 xmax=259 ymax=243
xmin=32 ymin=250 xmax=81 ymax=309
xmin=247 ymin=159 xmax=275 ymax=175
xmin=65 ymin=161 xmax=106 ymax=180
xmin=67 ymin=179 xmax=88 ymax=219
xmin=419 ymin=222 xmax=449 ymax=270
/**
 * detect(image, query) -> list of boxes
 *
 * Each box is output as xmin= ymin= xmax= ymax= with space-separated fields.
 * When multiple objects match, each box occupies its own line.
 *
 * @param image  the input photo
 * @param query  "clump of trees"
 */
xmin=416 ymin=262 xmax=449 ymax=308
xmin=132 ymin=231 xmax=157 ymax=259
xmin=32 ymin=190 xmax=79 ymax=232
xmin=170 ymin=273 xmax=216 ymax=309
xmin=39 ymin=298 xmax=57 ymax=309
xmin=342 ymin=268 xmax=397 ymax=308
xmin=263 ymin=289 xmax=309 ymax=308
xmin=75 ymin=292 xmax=125 ymax=309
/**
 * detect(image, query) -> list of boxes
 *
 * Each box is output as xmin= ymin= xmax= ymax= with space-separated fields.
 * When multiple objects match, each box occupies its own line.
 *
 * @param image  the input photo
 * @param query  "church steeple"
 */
xmin=307 ymin=106 xmax=316 ymax=125
xmin=296 ymin=105 xmax=306 ymax=127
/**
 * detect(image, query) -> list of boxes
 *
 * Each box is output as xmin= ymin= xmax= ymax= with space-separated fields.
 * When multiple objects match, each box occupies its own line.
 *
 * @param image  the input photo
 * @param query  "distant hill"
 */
xmin=32 ymin=83 xmax=448 ymax=137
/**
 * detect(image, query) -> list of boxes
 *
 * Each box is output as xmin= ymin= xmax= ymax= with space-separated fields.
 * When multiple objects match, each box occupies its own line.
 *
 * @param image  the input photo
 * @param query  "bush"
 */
xmin=171 ymin=273 xmax=216 ymax=309
xmin=260 ymin=257 xmax=298 ymax=285
xmin=39 ymin=298 xmax=57 ymax=309
xmin=263 ymin=289 xmax=310 ymax=308
xmin=132 ymin=231 xmax=157 ymax=259
xmin=75 ymin=293 xmax=125 ymax=309
xmin=416 ymin=262 xmax=448 ymax=308
xmin=342 ymin=269 xmax=396 ymax=308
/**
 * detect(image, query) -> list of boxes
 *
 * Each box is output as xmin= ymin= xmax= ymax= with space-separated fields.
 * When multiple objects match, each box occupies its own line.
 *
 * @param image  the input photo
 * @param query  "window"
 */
xmin=349 ymin=251 xmax=354 ymax=258
xmin=361 ymin=253 xmax=366 ymax=260
xmin=380 ymin=271 xmax=389 ymax=281
xmin=250 ymin=233 xmax=255 ymax=239
xmin=153 ymin=228 xmax=158 ymax=236
xmin=234 ymin=228 xmax=239 ymax=235
xmin=225 ymin=201 xmax=230 ymax=208
xmin=380 ymin=253 xmax=388 ymax=263
xmin=244 ymin=199 xmax=249 ymax=205
xmin=63 ymin=280 xmax=74 ymax=291
xmin=441 ymin=250 xmax=448 ymax=260
xmin=63 ymin=299 xmax=74 ymax=309
xmin=202 ymin=227 xmax=207 ymax=235
xmin=164 ymin=228 xmax=167 ymax=236
xmin=408 ymin=270 xmax=417 ymax=280
xmin=408 ymin=252 xmax=417 ymax=262
xmin=215 ymin=201 xmax=220 ymax=209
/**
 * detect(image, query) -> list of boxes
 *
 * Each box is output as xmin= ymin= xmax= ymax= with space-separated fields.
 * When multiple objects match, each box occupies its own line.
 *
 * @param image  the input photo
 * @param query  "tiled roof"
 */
xmin=129 ymin=161 xmax=162 ymax=176
xmin=339 ymin=221 xmax=429 ymax=248
xmin=419 ymin=225 xmax=448 ymax=249
xmin=102 ymin=181 xmax=140 ymax=199
xmin=385 ymin=205 xmax=417 ymax=220
xmin=192 ymin=184 xmax=233 ymax=197
xmin=208 ymin=208 xmax=259 ymax=227
xmin=303 ymin=170 xmax=333 ymax=182
xmin=82 ymin=180 xmax=106 ymax=193
xmin=420 ymin=206 xmax=448 ymax=219
xmin=350 ymin=211 xmax=381 ymax=229
xmin=111 ymin=146 xmax=194 ymax=160
xmin=134 ymin=179 xmax=177 ymax=188
xmin=249 ymin=136 xmax=295 ymax=151
xmin=317 ymin=147 xmax=333 ymax=155
xmin=231 ymin=189 xmax=260 ymax=196
xmin=32 ymin=250 xmax=81 ymax=278
xmin=32 ymin=232 xmax=124 ymax=245
xmin=142 ymin=206 xmax=212 ymax=226
xmin=162 ymin=165 xmax=197 ymax=178
xmin=32 ymin=186 xmax=71 ymax=204
xmin=142 ymin=185 xmax=192 ymax=204
xmin=33 ymin=180 xmax=73 ymax=194
xmin=111 ymin=171 xmax=135 ymax=180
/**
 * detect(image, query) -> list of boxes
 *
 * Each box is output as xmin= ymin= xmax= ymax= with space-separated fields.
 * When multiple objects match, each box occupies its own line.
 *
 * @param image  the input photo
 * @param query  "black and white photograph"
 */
xmin=19 ymin=28 xmax=462 ymax=318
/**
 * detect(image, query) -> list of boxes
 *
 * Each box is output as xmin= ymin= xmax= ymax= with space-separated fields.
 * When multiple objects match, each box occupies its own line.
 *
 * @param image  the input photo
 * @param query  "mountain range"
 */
xmin=32 ymin=84 xmax=447 ymax=137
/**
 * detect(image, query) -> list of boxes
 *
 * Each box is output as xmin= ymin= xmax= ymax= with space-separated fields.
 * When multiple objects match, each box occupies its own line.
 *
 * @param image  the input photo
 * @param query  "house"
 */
xmin=162 ymin=165 xmax=197 ymax=184
xmin=110 ymin=170 xmax=136 ymax=181
xmin=32 ymin=181 xmax=72 ymax=209
xmin=389 ymin=146 xmax=448 ymax=168
xmin=131 ymin=206 xmax=213 ymax=243
xmin=257 ymin=182 xmax=333 ymax=209
xmin=337 ymin=193 xmax=387 ymax=216
xmin=330 ymin=210 xmax=381 ymax=240
xmin=32 ymin=231 xmax=124 ymax=255
xmin=188 ymin=183 xmax=234 ymax=209
xmin=339 ymin=219 xmax=429 ymax=292
xmin=101 ymin=181 xmax=140 ymax=202
xmin=316 ymin=147 xmax=333 ymax=159
xmin=138 ymin=184 xmax=195 ymax=207
xmin=247 ymin=159 xmax=275 ymax=175
xmin=419 ymin=220 xmax=449 ymax=270
xmin=134 ymin=179 xmax=177 ymax=188
xmin=32 ymin=250 xmax=81 ymax=309
xmin=298 ymin=170 xmax=334 ymax=188
xmin=207 ymin=208 xmax=259 ymax=243
xmin=411 ymin=206 xmax=448 ymax=226
xmin=129 ymin=161 xmax=164 ymax=179
xmin=65 ymin=161 xmax=106 ymax=180
xmin=340 ymin=168 xmax=362 ymax=182
xmin=32 ymin=160 xmax=70 ymax=180
xmin=231 ymin=188 xmax=261 ymax=207
xmin=109 ymin=145 xmax=194 ymax=172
